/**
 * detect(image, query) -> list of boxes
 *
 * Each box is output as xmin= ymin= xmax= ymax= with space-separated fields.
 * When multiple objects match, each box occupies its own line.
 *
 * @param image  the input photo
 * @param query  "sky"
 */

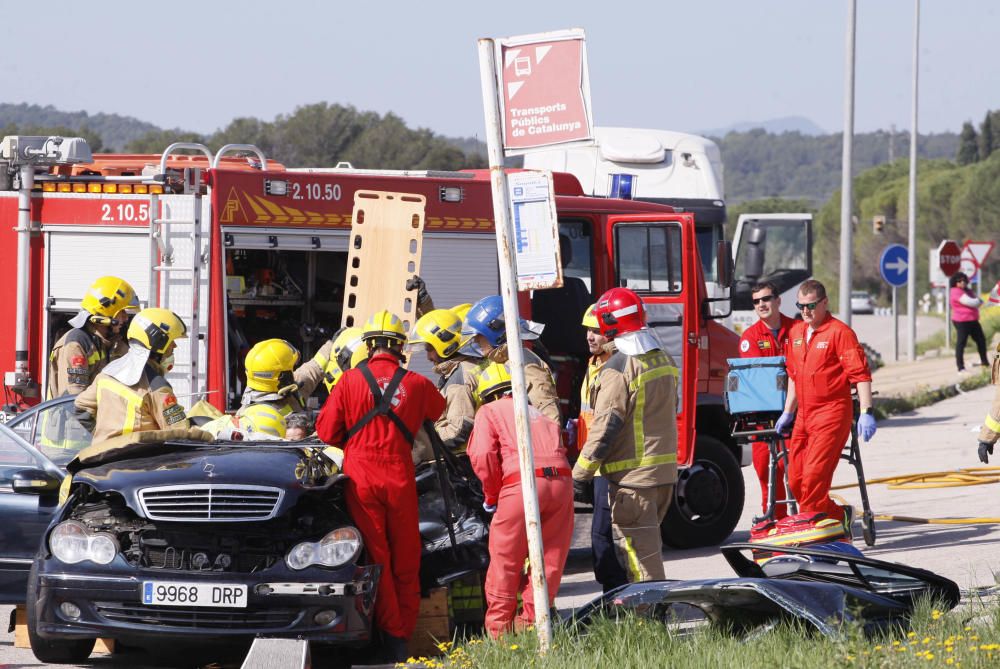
xmin=2 ymin=1 xmax=997 ymax=140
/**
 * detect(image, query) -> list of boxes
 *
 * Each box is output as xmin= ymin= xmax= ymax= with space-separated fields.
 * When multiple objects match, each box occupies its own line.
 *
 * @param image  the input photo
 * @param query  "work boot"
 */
xmin=381 ymin=633 xmax=410 ymax=663
xmin=841 ymin=504 xmax=855 ymax=539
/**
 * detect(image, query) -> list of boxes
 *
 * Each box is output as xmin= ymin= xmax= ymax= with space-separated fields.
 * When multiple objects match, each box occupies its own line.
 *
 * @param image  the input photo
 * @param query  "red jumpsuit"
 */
xmin=739 ymin=314 xmax=797 ymax=519
xmin=467 ymin=397 xmax=574 ymax=638
xmin=316 ymin=352 xmax=445 ymax=640
xmin=785 ymin=316 xmax=871 ymax=520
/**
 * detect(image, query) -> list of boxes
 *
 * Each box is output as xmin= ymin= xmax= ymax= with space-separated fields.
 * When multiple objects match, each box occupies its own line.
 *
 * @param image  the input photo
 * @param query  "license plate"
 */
xmin=142 ymin=581 xmax=247 ymax=608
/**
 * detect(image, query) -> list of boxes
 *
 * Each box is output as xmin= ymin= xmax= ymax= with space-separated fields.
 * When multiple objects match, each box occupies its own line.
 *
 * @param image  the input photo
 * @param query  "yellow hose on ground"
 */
xmin=828 ymin=467 xmax=1000 ymax=524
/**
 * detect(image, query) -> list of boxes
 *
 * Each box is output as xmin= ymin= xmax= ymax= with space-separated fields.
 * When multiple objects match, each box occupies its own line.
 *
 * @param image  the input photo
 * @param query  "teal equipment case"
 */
xmin=725 ymin=356 xmax=788 ymax=415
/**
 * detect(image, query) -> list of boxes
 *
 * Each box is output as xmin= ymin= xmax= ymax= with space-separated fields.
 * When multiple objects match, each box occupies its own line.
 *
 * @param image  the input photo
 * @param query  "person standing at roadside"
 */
xmin=949 ymin=272 xmax=990 ymax=373
xmin=775 ymin=280 xmax=874 ymax=530
xmin=577 ymin=304 xmax=628 ymax=593
xmin=738 ymin=281 xmax=797 ymax=521
xmin=571 ymin=288 xmax=678 ymax=582
xmin=976 ymin=342 xmax=1000 ymax=464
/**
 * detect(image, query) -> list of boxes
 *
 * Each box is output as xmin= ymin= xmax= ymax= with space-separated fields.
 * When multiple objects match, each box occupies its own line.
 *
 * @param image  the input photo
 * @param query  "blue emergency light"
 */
xmin=609 ymin=173 xmax=635 ymax=200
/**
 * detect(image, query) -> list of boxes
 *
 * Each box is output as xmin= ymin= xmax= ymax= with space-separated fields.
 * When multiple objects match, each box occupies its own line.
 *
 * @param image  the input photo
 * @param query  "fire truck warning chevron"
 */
xmin=0 ymin=134 xmax=743 ymax=549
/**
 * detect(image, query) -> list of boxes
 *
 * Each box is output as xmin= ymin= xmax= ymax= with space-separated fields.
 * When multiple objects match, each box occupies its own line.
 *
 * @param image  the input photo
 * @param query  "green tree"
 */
xmin=979 ymin=112 xmax=994 ymax=159
xmin=956 ymin=121 xmax=979 ymax=165
xmin=125 ymin=129 xmax=205 ymax=154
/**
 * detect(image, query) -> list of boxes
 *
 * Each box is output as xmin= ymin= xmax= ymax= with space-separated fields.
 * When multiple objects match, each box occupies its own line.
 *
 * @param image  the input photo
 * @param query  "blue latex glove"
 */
xmin=483 ymin=502 xmax=497 ymax=514
xmin=858 ymin=413 xmax=877 ymax=442
xmin=774 ymin=411 xmax=795 ymax=436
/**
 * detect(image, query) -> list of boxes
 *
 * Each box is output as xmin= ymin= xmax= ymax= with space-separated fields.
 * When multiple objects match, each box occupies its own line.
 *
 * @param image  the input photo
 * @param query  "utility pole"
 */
xmin=838 ymin=0 xmax=857 ymax=324
xmin=907 ymin=0 xmax=920 ymax=361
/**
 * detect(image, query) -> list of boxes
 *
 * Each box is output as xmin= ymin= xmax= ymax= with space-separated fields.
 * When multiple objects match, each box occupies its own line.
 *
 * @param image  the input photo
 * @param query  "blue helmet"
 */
xmin=461 ymin=295 xmax=507 ymax=348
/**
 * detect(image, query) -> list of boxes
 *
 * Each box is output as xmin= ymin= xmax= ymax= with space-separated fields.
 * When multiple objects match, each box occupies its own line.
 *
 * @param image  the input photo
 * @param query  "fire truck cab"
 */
xmin=0 ymin=136 xmax=742 ymax=548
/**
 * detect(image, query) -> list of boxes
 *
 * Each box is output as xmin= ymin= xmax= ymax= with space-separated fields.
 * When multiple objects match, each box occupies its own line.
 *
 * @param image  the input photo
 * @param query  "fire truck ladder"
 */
xmin=148 ymin=143 xmax=214 ymax=399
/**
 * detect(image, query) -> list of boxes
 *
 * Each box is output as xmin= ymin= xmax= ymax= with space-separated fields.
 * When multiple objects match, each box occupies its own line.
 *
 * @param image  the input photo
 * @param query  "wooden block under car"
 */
xmin=409 ymin=587 xmax=450 ymax=658
xmin=14 ymin=605 xmax=115 ymax=654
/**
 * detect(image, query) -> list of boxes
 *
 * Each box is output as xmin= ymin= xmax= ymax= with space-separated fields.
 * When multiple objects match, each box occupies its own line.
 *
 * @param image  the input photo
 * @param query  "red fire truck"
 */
xmin=0 ymin=136 xmax=741 ymax=547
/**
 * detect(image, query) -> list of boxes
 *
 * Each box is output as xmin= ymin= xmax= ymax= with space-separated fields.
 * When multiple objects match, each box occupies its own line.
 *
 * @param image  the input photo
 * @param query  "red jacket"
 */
xmin=738 ymin=314 xmax=797 ymax=358
xmin=316 ymin=352 xmax=446 ymax=463
xmin=467 ymin=397 xmax=569 ymax=507
xmin=786 ymin=316 xmax=871 ymax=409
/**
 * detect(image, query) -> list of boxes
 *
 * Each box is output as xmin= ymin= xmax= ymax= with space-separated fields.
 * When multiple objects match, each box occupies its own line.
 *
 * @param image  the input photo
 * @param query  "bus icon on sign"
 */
xmin=514 ymin=56 xmax=532 ymax=77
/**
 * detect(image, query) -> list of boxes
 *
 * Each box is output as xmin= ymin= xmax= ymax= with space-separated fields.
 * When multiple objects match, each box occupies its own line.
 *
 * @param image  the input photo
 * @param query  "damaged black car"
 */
xmin=25 ymin=429 xmax=489 ymax=664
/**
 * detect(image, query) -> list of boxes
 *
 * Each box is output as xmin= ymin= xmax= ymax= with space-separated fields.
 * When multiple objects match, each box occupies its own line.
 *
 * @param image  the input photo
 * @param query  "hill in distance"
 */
xmin=698 ymin=115 xmax=828 ymax=138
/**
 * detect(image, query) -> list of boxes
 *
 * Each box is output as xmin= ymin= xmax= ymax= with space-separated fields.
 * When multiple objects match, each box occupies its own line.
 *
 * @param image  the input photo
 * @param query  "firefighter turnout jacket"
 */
xmin=480 ymin=346 xmax=561 ymax=422
xmin=74 ymin=363 xmax=190 ymax=447
xmin=240 ymin=339 xmax=333 ymax=415
xmin=572 ymin=349 xmax=679 ymax=488
xmin=47 ymin=327 xmax=124 ymax=398
xmin=979 ymin=345 xmax=1000 ymax=445
xmin=412 ymin=358 xmax=482 ymax=462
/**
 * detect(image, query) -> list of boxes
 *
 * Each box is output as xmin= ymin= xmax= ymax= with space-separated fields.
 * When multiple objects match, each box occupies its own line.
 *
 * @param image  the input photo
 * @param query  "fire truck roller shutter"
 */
xmin=406 ymin=232 xmax=499 ymax=380
xmin=43 ymin=227 xmax=151 ymax=389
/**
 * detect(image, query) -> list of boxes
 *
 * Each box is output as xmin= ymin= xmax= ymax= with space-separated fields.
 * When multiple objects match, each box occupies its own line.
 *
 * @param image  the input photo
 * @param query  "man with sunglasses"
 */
xmin=738 ymin=282 xmax=797 ymax=520
xmin=775 ymin=280 xmax=874 ymax=531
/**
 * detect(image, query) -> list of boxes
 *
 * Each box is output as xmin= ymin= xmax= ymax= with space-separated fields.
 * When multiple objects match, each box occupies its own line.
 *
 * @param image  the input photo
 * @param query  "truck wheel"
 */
xmin=661 ymin=435 xmax=744 ymax=549
xmin=26 ymin=562 xmax=96 ymax=664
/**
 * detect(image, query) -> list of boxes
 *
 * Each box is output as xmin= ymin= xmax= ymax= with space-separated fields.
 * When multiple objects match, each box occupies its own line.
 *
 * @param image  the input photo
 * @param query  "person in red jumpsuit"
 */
xmin=738 ymin=281 xmax=797 ymax=520
xmin=466 ymin=362 xmax=574 ymax=638
xmin=775 ymin=280 xmax=876 ymax=530
xmin=316 ymin=310 xmax=445 ymax=662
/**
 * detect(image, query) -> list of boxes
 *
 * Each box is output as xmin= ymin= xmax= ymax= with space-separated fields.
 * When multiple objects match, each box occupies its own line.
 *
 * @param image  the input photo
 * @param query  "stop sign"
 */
xmin=937 ymin=240 xmax=962 ymax=277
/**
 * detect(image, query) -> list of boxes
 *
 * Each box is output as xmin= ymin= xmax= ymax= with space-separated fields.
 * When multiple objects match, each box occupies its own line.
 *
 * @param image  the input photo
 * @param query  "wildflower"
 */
xmin=509 ymin=644 xmax=519 ymax=650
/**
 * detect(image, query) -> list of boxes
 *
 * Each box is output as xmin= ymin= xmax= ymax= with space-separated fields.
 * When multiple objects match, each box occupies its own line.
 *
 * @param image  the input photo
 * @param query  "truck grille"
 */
xmin=95 ymin=602 xmax=300 ymax=630
xmin=138 ymin=485 xmax=284 ymax=522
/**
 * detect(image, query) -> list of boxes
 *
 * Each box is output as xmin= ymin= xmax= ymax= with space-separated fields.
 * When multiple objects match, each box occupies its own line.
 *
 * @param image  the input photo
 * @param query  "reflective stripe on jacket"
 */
xmin=73 ymin=363 xmax=190 ymax=448
xmin=980 ymin=383 xmax=1000 ymax=445
xmin=573 ymin=349 xmax=679 ymax=487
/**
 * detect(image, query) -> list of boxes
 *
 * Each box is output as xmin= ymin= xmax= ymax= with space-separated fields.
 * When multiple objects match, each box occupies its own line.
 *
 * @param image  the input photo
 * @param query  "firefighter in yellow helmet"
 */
xmin=321 ymin=327 xmax=368 ymax=393
xmin=48 ymin=276 xmax=139 ymax=399
xmin=407 ymin=306 xmax=482 ymax=461
xmin=976 ymin=343 xmax=1000 ymax=463
xmin=73 ymin=308 xmax=190 ymax=448
xmin=241 ymin=334 xmax=336 ymax=416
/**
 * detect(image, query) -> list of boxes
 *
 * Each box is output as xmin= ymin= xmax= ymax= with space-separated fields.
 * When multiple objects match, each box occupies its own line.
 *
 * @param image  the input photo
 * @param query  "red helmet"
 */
xmin=594 ymin=287 xmax=646 ymax=339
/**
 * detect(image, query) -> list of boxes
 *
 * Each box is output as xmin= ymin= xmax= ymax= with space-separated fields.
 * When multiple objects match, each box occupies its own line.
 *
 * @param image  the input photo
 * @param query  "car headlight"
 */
xmin=286 ymin=526 xmax=363 ymax=570
xmin=49 ymin=520 xmax=119 ymax=565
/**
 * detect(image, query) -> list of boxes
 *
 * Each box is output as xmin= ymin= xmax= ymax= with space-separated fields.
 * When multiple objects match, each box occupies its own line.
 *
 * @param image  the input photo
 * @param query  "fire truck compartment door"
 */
xmin=223 ymin=229 xmax=349 ymax=252
xmin=45 ymin=227 xmax=151 ymax=314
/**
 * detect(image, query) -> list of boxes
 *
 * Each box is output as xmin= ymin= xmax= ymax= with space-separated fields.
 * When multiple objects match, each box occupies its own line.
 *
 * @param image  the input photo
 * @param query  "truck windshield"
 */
xmin=732 ymin=220 xmax=811 ymax=310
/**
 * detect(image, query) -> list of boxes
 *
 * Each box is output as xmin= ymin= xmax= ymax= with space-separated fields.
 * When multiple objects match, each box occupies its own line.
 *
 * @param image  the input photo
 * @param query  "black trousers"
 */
xmin=953 ymin=320 xmax=989 ymax=371
xmin=591 ymin=476 xmax=627 ymax=593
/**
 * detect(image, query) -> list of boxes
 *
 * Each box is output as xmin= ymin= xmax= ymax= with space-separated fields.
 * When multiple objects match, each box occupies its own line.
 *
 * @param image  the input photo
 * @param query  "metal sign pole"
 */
xmin=945 ymin=286 xmax=951 ymax=349
xmin=477 ymin=37 xmax=552 ymax=652
xmin=893 ymin=286 xmax=899 ymax=361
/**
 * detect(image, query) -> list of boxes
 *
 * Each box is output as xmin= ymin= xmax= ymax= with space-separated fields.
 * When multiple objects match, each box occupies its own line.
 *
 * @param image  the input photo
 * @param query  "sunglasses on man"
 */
xmin=751 ymin=295 xmax=775 ymax=305
xmin=795 ymin=298 xmax=826 ymax=311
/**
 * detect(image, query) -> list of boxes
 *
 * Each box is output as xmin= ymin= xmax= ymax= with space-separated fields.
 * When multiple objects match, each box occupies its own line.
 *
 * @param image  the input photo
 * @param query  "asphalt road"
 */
xmin=838 ymin=312 xmax=945 ymax=361
xmin=3 ymin=379 xmax=997 ymax=667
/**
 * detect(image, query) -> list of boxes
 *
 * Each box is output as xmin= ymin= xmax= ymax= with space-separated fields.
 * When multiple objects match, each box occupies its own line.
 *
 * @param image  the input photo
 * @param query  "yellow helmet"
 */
xmin=323 ymin=327 xmax=367 ymax=392
xmin=245 ymin=339 xmax=300 ymax=393
xmin=361 ymin=310 xmax=407 ymax=348
xmin=409 ymin=309 xmax=462 ymax=359
xmin=127 ymin=308 xmax=187 ymax=354
xmin=238 ymin=404 xmax=287 ymax=439
xmin=581 ymin=303 xmax=599 ymax=329
xmin=79 ymin=276 xmax=137 ymax=324
xmin=475 ymin=362 xmax=512 ymax=404
xmin=451 ymin=303 xmax=473 ymax=323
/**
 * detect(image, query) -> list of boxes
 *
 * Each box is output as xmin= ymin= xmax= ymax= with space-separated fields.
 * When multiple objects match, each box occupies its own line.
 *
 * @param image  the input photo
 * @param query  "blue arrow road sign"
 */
xmin=879 ymin=244 xmax=909 ymax=287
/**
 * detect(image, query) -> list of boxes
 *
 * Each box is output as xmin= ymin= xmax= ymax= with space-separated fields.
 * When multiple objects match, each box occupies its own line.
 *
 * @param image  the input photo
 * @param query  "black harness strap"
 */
xmin=344 ymin=362 xmax=414 ymax=443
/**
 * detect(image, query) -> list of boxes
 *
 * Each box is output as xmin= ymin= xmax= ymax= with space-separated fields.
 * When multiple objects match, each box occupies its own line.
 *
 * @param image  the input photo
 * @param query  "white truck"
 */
xmin=522 ymin=127 xmax=814 ymax=333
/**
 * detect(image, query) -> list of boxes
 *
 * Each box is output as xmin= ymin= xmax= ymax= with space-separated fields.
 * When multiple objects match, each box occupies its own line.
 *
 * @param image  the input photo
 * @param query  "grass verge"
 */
xmin=409 ymin=598 xmax=1000 ymax=668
